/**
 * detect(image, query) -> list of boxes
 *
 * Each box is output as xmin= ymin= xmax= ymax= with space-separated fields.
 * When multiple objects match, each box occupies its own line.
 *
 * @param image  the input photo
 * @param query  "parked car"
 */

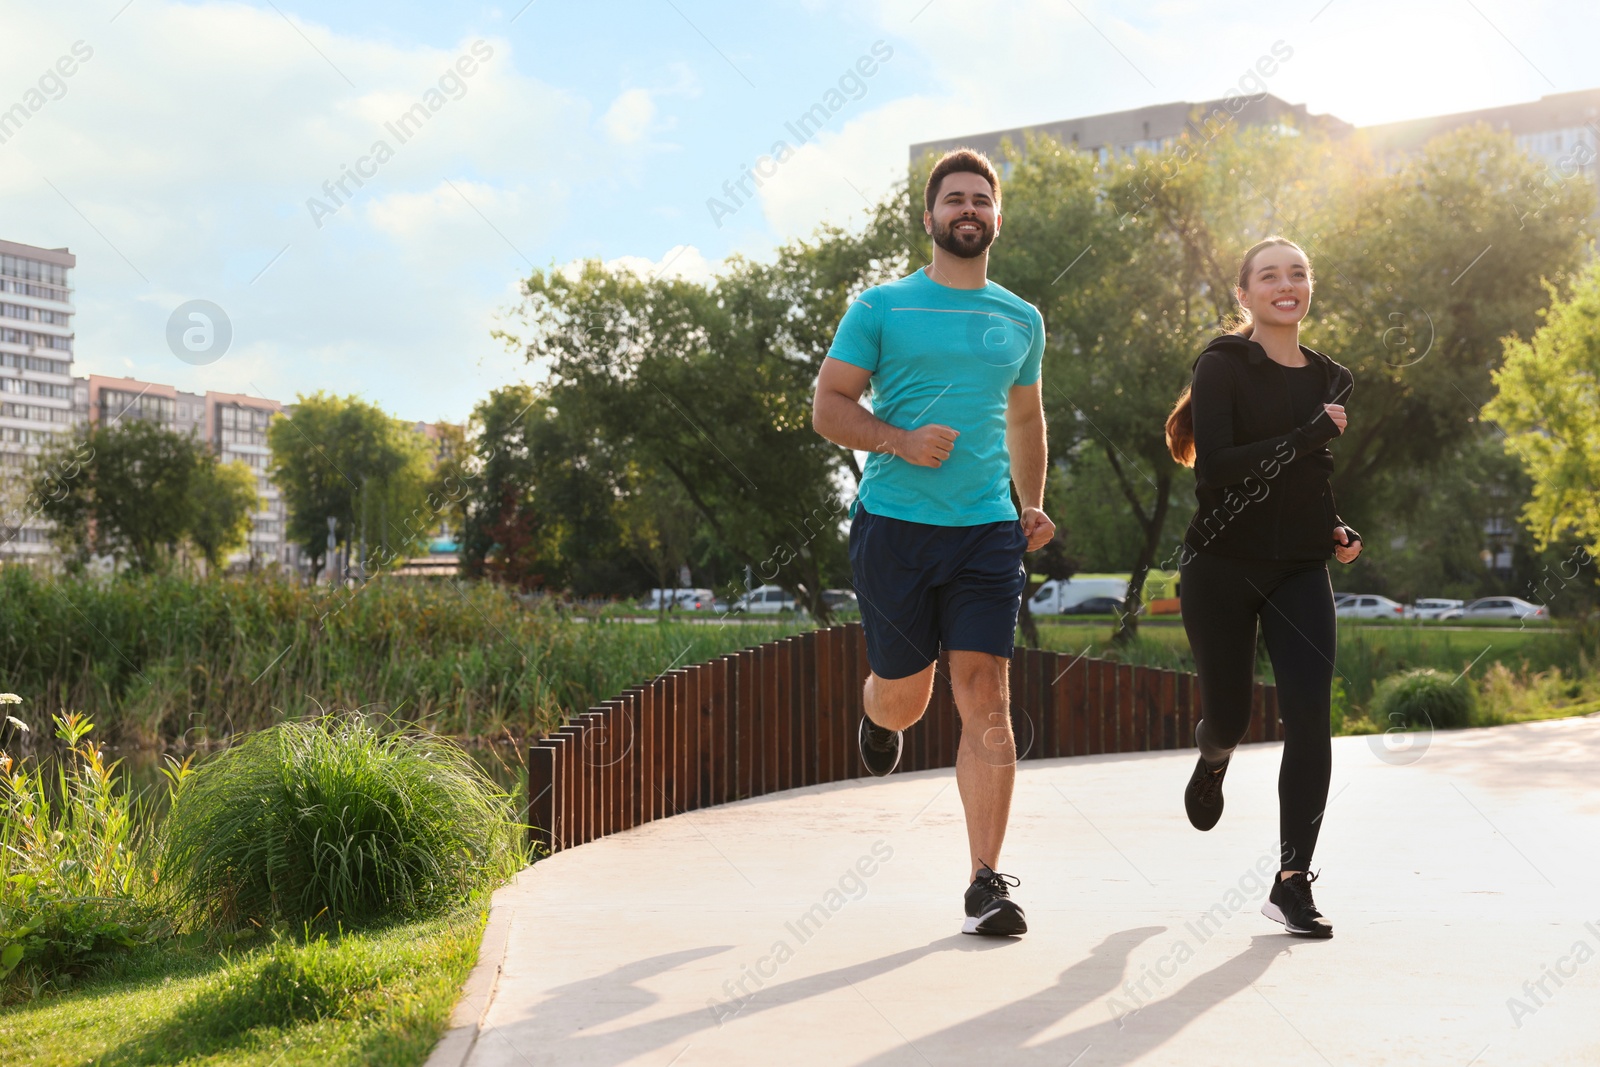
xmin=1030 ymin=577 xmax=1128 ymax=615
xmin=1332 ymin=592 xmax=1355 ymax=608
xmin=638 ymin=588 xmax=714 ymax=612
xmin=1459 ymin=596 xmax=1549 ymax=621
xmin=1336 ymin=594 xmax=1406 ymax=619
xmin=1061 ymin=596 xmax=1125 ymax=616
xmin=821 ymin=589 xmax=859 ymax=614
xmin=1405 ymin=597 xmax=1464 ymax=620
xmin=738 ymin=585 xmax=803 ymax=615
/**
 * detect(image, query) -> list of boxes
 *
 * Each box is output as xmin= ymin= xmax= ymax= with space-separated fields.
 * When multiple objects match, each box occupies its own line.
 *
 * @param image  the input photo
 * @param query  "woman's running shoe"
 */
xmin=1184 ymin=753 xmax=1229 ymax=831
xmin=1262 ymin=871 xmax=1334 ymax=938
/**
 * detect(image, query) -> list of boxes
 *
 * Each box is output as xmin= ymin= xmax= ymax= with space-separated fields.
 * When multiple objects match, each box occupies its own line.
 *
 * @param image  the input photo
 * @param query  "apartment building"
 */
xmin=912 ymin=88 xmax=1600 ymax=208
xmin=909 ymin=93 xmax=1352 ymax=172
xmin=82 ymin=374 xmax=290 ymax=568
xmin=1363 ymin=87 xmax=1600 ymax=211
xmin=0 ymin=239 xmax=82 ymax=562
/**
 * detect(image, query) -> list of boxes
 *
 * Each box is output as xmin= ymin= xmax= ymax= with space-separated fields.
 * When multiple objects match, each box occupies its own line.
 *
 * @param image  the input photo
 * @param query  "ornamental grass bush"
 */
xmin=1369 ymin=668 xmax=1477 ymax=730
xmin=160 ymin=716 xmax=523 ymax=930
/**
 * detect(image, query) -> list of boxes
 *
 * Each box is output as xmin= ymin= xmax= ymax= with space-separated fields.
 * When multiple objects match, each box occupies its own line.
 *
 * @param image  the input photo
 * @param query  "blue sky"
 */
xmin=2 ymin=0 xmax=1594 ymax=422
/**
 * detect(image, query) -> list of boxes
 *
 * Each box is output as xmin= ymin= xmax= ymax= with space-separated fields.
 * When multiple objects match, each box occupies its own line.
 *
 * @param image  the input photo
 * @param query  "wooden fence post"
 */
xmin=527 ymin=740 xmax=555 ymax=855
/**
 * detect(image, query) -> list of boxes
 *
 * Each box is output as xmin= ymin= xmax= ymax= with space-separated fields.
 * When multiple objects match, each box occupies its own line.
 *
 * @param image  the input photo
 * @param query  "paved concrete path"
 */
xmin=465 ymin=716 xmax=1600 ymax=1066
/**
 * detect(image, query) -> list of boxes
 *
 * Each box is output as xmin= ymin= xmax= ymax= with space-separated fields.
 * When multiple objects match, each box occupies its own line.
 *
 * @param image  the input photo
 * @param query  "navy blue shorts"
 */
xmin=848 ymin=505 xmax=1029 ymax=680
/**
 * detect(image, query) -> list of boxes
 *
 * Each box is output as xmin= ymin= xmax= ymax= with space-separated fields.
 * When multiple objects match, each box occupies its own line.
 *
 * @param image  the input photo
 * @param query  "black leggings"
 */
xmin=1180 ymin=549 xmax=1335 ymax=871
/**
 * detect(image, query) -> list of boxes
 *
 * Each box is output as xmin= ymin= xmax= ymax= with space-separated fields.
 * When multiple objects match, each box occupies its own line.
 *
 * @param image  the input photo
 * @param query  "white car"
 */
xmin=1335 ymin=594 xmax=1406 ymax=619
xmin=821 ymin=589 xmax=859 ymax=614
xmin=1406 ymin=598 xmax=1464 ymax=620
xmin=1460 ymin=596 xmax=1549 ymax=621
xmin=738 ymin=585 xmax=803 ymax=615
xmin=639 ymin=588 xmax=714 ymax=612
xmin=1030 ymin=577 xmax=1128 ymax=615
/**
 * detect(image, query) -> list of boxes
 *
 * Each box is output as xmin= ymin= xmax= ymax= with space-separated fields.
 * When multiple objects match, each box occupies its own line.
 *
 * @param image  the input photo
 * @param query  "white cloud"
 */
xmin=757 ymin=94 xmax=988 ymax=240
xmin=555 ymin=244 xmax=719 ymax=286
xmin=601 ymin=88 xmax=657 ymax=144
xmin=0 ymin=1 xmax=597 ymax=422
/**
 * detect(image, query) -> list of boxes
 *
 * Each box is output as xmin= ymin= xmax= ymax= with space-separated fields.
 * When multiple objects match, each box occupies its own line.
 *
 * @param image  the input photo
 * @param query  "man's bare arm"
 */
xmin=1007 ymin=381 xmax=1055 ymax=551
xmin=813 ymin=357 xmax=959 ymax=469
xmin=1006 ymin=381 xmax=1047 ymax=509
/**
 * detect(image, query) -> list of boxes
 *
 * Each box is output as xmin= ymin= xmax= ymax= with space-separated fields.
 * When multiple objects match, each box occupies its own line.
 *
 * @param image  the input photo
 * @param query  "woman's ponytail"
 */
xmin=1166 ymin=386 xmax=1195 ymax=467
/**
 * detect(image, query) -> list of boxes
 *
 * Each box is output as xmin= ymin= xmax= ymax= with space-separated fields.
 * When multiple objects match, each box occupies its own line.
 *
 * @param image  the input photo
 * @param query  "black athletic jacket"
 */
xmin=1181 ymin=333 xmax=1359 ymax=562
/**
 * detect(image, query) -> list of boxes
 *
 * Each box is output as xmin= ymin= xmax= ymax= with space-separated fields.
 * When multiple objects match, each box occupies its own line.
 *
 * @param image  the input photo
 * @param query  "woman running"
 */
xmin=1165 ymin=235 xmax=1362 ymax=939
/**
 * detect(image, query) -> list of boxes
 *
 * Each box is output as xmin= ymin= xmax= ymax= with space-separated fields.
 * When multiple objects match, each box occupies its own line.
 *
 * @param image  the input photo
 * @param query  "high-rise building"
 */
xmin=0 ymin=239 xmax=80 ymax=562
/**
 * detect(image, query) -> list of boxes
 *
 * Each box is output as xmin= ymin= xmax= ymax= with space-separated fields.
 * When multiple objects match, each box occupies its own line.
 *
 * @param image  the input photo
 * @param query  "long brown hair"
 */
xmin=1165 ymin=236 xmax=1311 ymax=467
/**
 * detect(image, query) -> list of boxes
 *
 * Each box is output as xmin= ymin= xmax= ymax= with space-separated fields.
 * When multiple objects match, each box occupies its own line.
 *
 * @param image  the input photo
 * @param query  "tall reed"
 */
xmin=0 ymin=568 xmax=805 ymax=744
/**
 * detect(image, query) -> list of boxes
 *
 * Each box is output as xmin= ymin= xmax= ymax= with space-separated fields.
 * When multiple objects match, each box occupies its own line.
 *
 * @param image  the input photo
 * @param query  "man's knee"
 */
xmin=865 ymin=664 xmax=935 ymax=731
xmin=949 ymin=652 xmax=1009 ymax=710
xmin=949 ymin=653 xmax=1014 ymax=757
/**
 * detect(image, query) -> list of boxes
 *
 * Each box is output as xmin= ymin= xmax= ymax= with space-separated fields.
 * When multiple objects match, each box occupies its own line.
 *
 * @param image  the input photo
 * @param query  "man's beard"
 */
xmin=931 ymin=216 xmax=995 ymax=259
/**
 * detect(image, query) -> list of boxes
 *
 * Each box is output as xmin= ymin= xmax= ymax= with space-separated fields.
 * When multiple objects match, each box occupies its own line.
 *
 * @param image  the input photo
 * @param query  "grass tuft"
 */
xmin=160 ymin=717 xmax=523 ymax=930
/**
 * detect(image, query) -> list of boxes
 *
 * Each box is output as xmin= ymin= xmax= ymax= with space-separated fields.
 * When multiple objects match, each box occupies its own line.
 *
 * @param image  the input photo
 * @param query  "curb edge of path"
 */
xmin=422 ymin=873 xmax=521 ymax=1067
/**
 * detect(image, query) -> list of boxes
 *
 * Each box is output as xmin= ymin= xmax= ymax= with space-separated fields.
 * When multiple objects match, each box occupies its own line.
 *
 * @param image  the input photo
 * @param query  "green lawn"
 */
xmin=0 ymin=905 xmax=485 ymax=1067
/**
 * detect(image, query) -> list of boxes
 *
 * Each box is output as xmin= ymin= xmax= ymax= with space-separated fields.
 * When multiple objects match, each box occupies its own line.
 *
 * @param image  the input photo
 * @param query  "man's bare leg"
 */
xmin=949 ymin=650 xmax=1014 ymax=879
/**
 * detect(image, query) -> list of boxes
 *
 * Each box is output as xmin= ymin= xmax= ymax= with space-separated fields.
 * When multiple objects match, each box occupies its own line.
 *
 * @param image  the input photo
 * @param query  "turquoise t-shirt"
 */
xmin=826 ymin=268 xmax=1045 ymax=527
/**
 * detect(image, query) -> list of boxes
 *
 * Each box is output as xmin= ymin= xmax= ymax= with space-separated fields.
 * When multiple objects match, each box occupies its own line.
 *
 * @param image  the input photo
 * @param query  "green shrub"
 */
xmin=1329 ymin=675 xmax=1350 ymax=735
xmin=1478 ymin=662 xmax=1600 ymax=724
xmin=160 ymin=717 xmax=523 ymax=930
xmin=1 ymin=710 xmax=160 ymax=996
xmin=1370 ymin=668 xmax=1477 ymax=730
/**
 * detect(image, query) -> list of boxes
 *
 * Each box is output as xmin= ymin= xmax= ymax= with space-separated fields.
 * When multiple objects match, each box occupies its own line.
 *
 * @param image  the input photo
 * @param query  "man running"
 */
xmin=811 ymin=148 xmax=1054 ymax=936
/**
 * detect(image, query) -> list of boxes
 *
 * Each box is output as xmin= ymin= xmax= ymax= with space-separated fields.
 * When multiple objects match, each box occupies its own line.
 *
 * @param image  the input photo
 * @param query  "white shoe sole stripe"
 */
xmin=1261 ymin=899 xmax=1330 ymax=935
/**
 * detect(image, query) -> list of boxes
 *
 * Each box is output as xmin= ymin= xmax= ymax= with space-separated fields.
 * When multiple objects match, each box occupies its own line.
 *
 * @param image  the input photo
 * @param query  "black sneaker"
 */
xmin=1184 ymin=753 xmax=1229 ymax=831
xmin=1262 ymin=871 xmax=1334 ymax=939
xmin=963 ymin=863 xmax=1027 ymax=936
xmin=858 ymin=716 xmax=902 ymax=777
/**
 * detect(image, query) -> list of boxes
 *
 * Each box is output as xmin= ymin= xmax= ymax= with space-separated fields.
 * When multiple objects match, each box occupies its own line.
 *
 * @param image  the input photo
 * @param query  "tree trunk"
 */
xmin=1017 ymin=584 xmax=1040 ymax=649
xmin=1114 ymin=468 xmax=1173 ymax=645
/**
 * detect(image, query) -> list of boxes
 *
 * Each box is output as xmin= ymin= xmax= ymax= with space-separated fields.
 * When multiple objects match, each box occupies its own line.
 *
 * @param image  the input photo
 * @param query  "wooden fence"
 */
xmin=526 ymin=622 xmax=1280 ymax=854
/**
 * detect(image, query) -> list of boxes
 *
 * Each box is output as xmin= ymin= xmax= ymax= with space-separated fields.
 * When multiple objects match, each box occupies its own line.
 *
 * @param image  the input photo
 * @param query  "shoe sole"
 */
xmin=1260 ymin=900 xmax=1334 ymax=939
xmin=961 ymin=906 xmax=1027 ymax=937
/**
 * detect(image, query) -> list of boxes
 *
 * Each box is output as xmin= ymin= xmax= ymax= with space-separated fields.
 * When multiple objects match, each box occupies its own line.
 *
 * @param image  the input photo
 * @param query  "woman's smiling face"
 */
xmin=1237 ymin=244 xmax=1312 ymax=328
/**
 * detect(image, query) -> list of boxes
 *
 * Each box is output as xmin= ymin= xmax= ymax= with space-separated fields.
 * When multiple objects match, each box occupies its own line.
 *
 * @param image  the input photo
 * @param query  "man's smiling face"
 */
xmin=926 ymin=171 xmax=1000 ymax=259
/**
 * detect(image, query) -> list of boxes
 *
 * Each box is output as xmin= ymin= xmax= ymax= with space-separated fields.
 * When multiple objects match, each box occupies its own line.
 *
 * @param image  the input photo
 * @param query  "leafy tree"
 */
xmin=267 ymin=393 xmax=433 ymax=579
xmin=618 ymin=468 xmax=703 ymax=616
xmin=497 ymin=207 xmax=910 ymax=619
xmin=459 ymin=385 xmax=560 ymax=592
xmin=30 ymin=421 xmax=257 ymax=574
xmin=1305 ymin=125 xmax=1596 ymax=527
xmin=425 ymin=421 xmax=471 ymax=543
xmin=1484 ymin=261 xmax=1600 ymax=559
xmin=187 ymin=459 xmax=259 ymax=570
xmin=34 ymin=420 xmax=202 ymax=573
